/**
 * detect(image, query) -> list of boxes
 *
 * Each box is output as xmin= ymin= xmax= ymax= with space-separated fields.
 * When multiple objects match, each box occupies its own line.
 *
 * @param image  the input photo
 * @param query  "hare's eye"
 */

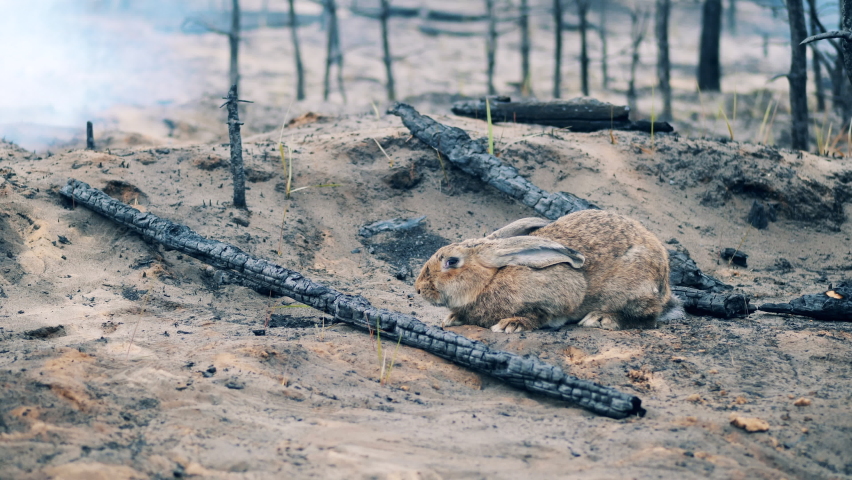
xmin=445 ymin=257 xmax=460 ymax=268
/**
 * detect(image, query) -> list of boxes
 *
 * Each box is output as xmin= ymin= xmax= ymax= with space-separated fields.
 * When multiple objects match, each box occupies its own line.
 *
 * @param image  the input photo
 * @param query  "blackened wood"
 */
xmin=720 ymin=248 xmax=747 ymax=267
xmin=86 ymin=121 xmax=95 ymax=150
xmin=788 ymin=0 xmax=810 ymax=151
xmin=454 ymin=97 xmax=629 ymax=122
xmin=655 ymin=0 xmax=672 ymax=121
xmin=697 ymin=0 xmax=722 ymax=91
xmin=222 ymin=85 xmax=247 ymax=208
xmin=391 ymin=102 xmax=598 ymax=218
xmin=672 ymin=286 xmax=755 ymax=318
xmin=553 ymin=0 xmax=563 ymax=98
xmin=841 ymin=0 xmax=852 ymax=90
xmin=668 ymin=249 xmax=732 ymax=292
xmin=451 ymin=98 xmax=672 ymax=133
xmin=759 ymin=280 xmax=852 ymax=321
xmin=59 ymin=178 xmax=645 ymax=420
xmin=380 ymin=0 xmax=396 ymax=101
xmin=288 ymin=0 xmax=306 ymax=100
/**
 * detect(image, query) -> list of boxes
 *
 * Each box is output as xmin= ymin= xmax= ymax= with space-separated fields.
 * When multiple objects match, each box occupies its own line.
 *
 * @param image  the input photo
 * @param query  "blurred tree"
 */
xmin=656 ymin=0 xmax=672 ymax=121
xmin=628 ymin=7 xmax=650 ymax=114
xmin=486 ymin=0 xmax=497 ymax=95
xmin=807 ymin=0 xmax=825 ymax=111
xmin=288 ymin=0 xmax=305 ymax=100
xmin=323 ymin=0 xmax=346 ymax=102
xmin=380 ymin=0 xmax=396 ymax=101
xmin=598 ymin=0 xmax=609 ymax=89
xmin=787 ymin=0 xmax=809 ymax=150
xmin=553 ymin=0 xmax=563 ymax=98
xmin=697 ymin=0 xmax=722 ymax=91
xmin=520 ymin=0 xmax=531 ymax=95
xmin=577 ymin=0 xmax=590 ymax=96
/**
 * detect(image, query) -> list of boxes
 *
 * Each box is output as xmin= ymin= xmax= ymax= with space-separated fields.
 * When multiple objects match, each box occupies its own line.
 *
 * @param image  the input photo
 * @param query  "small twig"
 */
xmin=86 ymin=121 xmax=95 ymax=150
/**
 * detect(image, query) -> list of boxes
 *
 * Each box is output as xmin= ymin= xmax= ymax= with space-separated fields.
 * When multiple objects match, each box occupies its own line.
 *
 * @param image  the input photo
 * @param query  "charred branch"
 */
xmin=58 ymin=178 xmax=645 ymax=420
xmin=759 ymin=280 xmax=852 ymax=321
xmin=451 ymin=98 xmax=672 ymax=133
xmin=672 ymin=286 xmax=755 ymax=318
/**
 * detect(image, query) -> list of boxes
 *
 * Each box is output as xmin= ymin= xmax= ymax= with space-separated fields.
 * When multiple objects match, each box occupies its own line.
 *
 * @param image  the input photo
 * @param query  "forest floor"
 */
xmin=2 ymin=2 xmax=852 ymax=479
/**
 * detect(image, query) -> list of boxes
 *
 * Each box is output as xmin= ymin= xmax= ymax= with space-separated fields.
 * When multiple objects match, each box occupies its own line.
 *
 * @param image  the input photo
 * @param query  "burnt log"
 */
xmin=58 ymin=178 xmax=645 ymax=419
xmin=451 ymin=98 xmax=673 ymax=133
xmin=759 ymin=280 xmax=852 ymax=321
xmin=672 ymin=286 xmax=755 ymax=318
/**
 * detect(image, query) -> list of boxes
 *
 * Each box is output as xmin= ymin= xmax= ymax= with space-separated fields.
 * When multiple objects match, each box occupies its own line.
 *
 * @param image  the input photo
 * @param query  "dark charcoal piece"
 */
xmin=23 ymin=325 xmax=67 ymax=339
xmin=720 ymin=248 xmax=748 ymax=267
xmin=59 ymin=178 xmax=644 ymax=419
xmin=747 ymin=200 xmax=770 ymax=229
xmin=668 ymin=250 xmax=732 ymax=292
xmin=267 ymin=314 xmax=326 ymax=329
xmin=672 ymin=287 xmax=755 ymax=318
xmin=759 ymin=280 xmax=852 ymax=321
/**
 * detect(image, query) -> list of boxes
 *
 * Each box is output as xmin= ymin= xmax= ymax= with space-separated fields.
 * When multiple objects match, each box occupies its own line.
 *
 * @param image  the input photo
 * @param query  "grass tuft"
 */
xmin=485 ymin=97 xmax=494 ymax=155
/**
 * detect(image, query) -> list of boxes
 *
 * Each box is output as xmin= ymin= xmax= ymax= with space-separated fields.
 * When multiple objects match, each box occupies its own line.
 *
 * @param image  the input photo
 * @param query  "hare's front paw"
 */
xmin=442 ymin=313 xmax=464 ymax=328
xmin=491 ymin=317 xmax=535 ymax=333
xmin=578 ymin=312 xmax=619 ymax=330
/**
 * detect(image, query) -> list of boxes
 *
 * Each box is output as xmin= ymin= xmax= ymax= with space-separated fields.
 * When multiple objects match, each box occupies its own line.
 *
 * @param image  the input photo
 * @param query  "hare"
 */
xmin=415 ymin=210 xmax=682 ymax=332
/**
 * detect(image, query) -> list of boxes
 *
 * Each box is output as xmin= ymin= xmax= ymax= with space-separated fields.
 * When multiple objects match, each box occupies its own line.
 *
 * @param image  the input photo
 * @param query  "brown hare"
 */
xmin=415 ymin=210 xmax=683 ymax=332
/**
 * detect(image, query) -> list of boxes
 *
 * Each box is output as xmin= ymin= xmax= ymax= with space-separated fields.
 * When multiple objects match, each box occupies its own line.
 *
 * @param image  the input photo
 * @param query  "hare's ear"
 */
xmin=486 ymin=218 xmax=551 ymax=239
xmin=478 ymin=237 xmax=585 ymax=269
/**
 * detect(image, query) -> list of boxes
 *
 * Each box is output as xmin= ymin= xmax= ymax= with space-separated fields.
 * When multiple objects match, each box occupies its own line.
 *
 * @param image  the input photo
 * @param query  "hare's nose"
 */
xmin=416 ymin=288 xmax=421 ymax=294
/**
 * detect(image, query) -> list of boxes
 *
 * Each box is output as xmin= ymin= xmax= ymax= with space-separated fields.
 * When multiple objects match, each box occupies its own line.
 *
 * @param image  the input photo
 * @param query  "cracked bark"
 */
xmin=59 ymin=178 xmax=645 ymax=419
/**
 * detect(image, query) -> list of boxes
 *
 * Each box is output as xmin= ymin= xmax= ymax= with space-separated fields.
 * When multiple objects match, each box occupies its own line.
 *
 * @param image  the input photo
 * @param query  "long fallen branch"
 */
xmin=388 ymin=103 xmax=751 ymax=318
xmin=59 ymin=179 xmax=644 ymax=419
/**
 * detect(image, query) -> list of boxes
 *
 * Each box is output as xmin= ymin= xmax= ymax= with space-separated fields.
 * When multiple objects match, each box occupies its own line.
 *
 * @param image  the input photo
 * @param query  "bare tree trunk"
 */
xmin=628 ymin=8 xmax=649 ymax=115
xmin=520 ymin=0 xmax=531 ymax=95
xmin=380 ymin=0 xmax=396 ymax=101
xmin=842 ymin=0 xmax=852 ymax=89
xmin=598 ymin=0 xmax=609 ymax=90
xmin=727 ymin=0 xmax=736 ymax=34
xmin=323 ymin=0 xmax=345 ymax=102
xmin=577 ymin=0 xmax=590 ymax=96
xmin=808 ymin=0 xmax=825 ymax=111
xmin=697 ymin=0 xmax=722 ymax=91
xmin=223 ymin=85 xmax=247 ymax=208
xmin=288 ymin=0 xmax=305 ymax=100
xmin=229 ymin=0 xmax=240 ymax=91
xmin=656 ymin=0 xmax=672 ymax=121
xmin=261 ymin=0 xmax=269 ymax=27
xmin=788 ymin=0 xmax=810 ymax=151
xmin=553 ymin=0 xmax=563 ymax=98
xmin=485 ymin=0 xmax=497 ymax=95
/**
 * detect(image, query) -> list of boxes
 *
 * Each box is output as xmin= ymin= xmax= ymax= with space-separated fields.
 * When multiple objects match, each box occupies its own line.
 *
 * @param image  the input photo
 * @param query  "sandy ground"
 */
xmin=2 ymin=2 xmax=852 ymax=479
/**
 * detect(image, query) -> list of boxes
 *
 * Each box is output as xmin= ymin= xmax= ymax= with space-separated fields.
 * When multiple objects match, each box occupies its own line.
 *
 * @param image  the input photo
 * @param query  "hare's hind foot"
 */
xmin=442 ymin=313 xmax=464 ymax=328
xmin=577 ymin=312 xmax=620 ymax=330
xmin=491 ymin=317 xmax=537 ymax=333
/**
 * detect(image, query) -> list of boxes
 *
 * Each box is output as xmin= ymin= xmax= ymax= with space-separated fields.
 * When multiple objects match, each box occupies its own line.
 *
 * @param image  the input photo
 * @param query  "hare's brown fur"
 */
xmin=416 ymin=209 xmax=675 ymax=332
